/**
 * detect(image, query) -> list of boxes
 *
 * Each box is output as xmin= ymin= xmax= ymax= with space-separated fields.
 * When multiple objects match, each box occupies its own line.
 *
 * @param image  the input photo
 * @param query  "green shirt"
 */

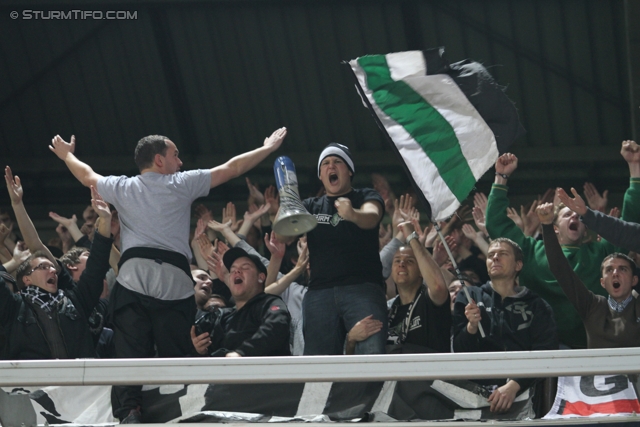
xmin=485 ymin=179 xmax=640 ymax=348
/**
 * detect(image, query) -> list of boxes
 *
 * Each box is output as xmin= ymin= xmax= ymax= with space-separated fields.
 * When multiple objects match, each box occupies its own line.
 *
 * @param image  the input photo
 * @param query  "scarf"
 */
xmin=21 ymin=286 xmax=65 ymax=313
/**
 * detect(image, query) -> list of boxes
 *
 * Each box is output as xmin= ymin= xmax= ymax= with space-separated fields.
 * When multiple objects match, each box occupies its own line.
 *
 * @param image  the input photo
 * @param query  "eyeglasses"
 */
xmin=27 ymin=262 xmax=57 ymax=275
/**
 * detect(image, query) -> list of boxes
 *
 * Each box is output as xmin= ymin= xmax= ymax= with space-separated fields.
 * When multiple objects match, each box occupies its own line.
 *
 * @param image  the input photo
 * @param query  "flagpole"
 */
xmin=434 ymin=222 xmax=485 ymax=338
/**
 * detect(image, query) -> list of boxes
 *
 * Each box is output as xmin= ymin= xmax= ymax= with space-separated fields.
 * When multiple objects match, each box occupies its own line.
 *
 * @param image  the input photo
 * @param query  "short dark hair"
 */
xmin=489 ymin=237 xmax=524 ymax=264
xmin=600 ymin=252 xmax=638 ymax=276
xmin=134 ymin=135 xmax=168 ymax=171
xmin=59 ymin=247 xmax=90 ymax=268
xmin=15 ymin=250 xmax=52 ymax=290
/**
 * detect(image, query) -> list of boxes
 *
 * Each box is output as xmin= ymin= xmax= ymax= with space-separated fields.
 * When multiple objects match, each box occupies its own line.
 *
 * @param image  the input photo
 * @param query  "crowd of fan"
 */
xmin=1 ymin=133 xmax=639 ymax=421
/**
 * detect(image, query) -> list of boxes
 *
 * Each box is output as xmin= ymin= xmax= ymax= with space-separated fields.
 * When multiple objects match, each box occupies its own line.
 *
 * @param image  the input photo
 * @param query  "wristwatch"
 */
xmin=405 ymin=231 xmax=419 ymax=245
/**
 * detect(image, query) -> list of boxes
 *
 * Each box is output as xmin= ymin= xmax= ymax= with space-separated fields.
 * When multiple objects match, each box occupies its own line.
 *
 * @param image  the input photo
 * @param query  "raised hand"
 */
xmin=4 ymin=166 xmax=23 ymax=204
xmin=49 ymin=135 xmax=76 ymax=161
xmin=473 ymin=192 xmax=488 ymax=212
xmin=471 ymin=206 xmax=487 ymax=237
xmin=535 ymin=202 xmax=555 ymax=225
xmin=506 ymin=207 xmax=524 ymax=231
xmin=243 ymin=203 xmax=270 ymax=226
xmin=194 ymin=218 xmax=207 ymax=240
xmin=608 ymin=207 xmax=620 ymax=218
xmin=397 ymin=221 xmax=415 ymax=241
xmin=206 ymin=248 xmax=227 ymax=281
xmin=194 ymin=204 xmax=213 ymax=223
xmin=216 ymin=240 xmax=230 ymax=256
xmin=49 ymin=212 xmax=78 ymax=229
xmin=556 ymin=187 xmax=587 ymax=216
xmin=264 ymin=231 xmax=285 ymax=258
xmin=521 ymin=199 xmax=541 ymax=237
xmin=263 ymin=127 xmax=287 ymax=151
xmin=583 ymin=182 xmax=608 ymax=213
xmin=432 ymin=235 xmax=456 ymax=267
xmin=495 ymin=153 xmax=518 ymax=177
xmin=621 ymin=140 xmax=640 ymax=164
xmin=264 ymin=185 xmax=279 ymax=215
xmin=246 ymin=177 xmax=265 ymax=206
xmin=222 ymin=202 xmax=240 ymax=232
xmin=90 ymin=186 xmax=111 ymax=218
xmin=12 ymin=241 xmax=31 ymax=264
xmin=461 ymin=223 xmax=478 ymax=241
xmin=207 ymin=219 xmax=232 ymax=233
xmin=197 ymin=233 xmax=214 ymax=258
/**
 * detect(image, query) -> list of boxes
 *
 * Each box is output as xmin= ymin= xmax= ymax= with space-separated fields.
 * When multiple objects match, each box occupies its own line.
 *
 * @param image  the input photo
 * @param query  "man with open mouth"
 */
xmin=190 ymin=247 xmax=291 ymax=357
xmin=0 ymin=167 xmax=113 ymax=360
xmin=299 ymin=143 xmax=388 ymax=355
xmin=485 ymin=143 xmax=640 ymax=349
xmin=538 ymin=202 xmax=640 ymax=349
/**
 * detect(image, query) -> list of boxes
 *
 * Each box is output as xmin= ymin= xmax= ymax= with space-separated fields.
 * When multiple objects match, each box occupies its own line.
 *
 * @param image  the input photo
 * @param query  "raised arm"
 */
xmin=486 ymin=154 xmax=528 ymax=245
xmin=399 ymin=221 xmax=448 ymax=306
xmin=536 ymin=203 xmax=595 ymax=318
xmin=620 ymin=140 xmax=640 ymax=225
xmin=264 ymin=231 xmax=285 ymax=288
xmin=49 ymin=212 xmax=83 ymax=243
xmin=238 ymin=203 xmax=270 ymax=238
xmin=209 ymin=128 xmax=287 ymax=188
xmin=265 ymin=245 xmax=309 ymax=296
xmin=49 ymin=135 xmax=103 ymax=188
xmin=207 ymin=219 xmax=241 ymax=247
xmin=4 ymin=166 xmax=55 ymax=263
xmin=90 ymin=185 xmax=112 ymax=238
xmin=2 ymin=241 xmax=30 ymax=274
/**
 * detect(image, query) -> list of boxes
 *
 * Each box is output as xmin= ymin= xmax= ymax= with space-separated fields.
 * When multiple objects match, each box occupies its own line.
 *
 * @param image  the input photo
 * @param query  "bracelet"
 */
xmin=495 ymin=172 xmax=509 ymax=180
xmin=405 ymin=231 xmax=419 ymax=245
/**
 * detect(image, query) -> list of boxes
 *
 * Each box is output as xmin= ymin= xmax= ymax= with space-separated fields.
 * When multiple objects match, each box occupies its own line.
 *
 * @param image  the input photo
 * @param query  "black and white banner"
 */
xmin=4 ymin=376 xmax=639 ymax=424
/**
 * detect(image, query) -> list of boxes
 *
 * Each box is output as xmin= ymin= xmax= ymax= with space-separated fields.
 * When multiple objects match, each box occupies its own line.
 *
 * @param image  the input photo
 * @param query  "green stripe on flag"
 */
xmin=358 ymin=55 xmax=475 ymax=202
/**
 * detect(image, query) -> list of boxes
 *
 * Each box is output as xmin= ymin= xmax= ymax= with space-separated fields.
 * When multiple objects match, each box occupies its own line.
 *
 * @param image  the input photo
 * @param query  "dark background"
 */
xmin=1 ymin=0 xmax=639 ymax=235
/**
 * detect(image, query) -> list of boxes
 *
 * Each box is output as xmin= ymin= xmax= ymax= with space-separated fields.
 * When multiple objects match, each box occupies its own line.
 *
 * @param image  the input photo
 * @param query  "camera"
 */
xmin=194 ymin=312 xmax=216 ymax=336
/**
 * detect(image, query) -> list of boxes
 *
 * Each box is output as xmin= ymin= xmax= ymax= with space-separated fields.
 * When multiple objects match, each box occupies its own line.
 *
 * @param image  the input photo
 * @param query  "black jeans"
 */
xmin=110 ymin=284 xmax=195 ymax=421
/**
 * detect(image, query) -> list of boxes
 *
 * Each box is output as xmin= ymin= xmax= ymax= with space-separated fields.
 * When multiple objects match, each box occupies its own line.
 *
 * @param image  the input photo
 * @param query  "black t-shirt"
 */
xmin=303 ymin=188 xmax=384 ymax=290
xmin=387 ymin=286 xmax=452 ymax=353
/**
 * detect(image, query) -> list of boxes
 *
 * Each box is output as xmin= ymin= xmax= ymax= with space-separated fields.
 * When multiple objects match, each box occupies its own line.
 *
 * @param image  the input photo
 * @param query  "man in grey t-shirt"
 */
xmin=50 ymin=128 xmax=286 ymax=423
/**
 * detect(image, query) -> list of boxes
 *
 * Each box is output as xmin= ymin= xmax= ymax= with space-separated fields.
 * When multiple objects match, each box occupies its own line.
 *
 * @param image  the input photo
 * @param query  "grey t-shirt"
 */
xmin=97 ymin=170 xmax=210 ymax=299
xmin=98 ymin=170 xmax=210 ymax=258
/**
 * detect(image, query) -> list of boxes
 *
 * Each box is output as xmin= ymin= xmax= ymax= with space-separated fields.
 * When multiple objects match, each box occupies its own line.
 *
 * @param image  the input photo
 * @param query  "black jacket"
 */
xmin=0 ymin=233 xmax=113 ymax=359
xmin=452 ymin=282 xmax=559 ymax=390
xmin=198 ymin=292 xmax=291 ymax=357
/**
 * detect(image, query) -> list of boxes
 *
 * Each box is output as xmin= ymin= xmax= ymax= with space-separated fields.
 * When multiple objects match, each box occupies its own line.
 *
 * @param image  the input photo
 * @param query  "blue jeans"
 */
xmin=302 ymin=282 xmax=388 ymax=355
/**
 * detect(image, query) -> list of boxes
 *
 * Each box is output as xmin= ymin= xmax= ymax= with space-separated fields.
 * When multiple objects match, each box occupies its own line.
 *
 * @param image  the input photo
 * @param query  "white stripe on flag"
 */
xmin=370 ymin=381 xmax=397 ymax=413
xmin=401 ymin=74 xmax=499 ymax=181
xmin=295 ymin=382 xmax=333 ymax=416
xmin=351 ymin=61 xmax=460 ymax=220
xmin=387 ymin=51 xmax=426 ymax=81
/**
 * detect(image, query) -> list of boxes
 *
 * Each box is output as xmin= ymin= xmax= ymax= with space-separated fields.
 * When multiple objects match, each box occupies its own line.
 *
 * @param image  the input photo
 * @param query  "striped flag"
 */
xmin=348 ymin=48 xmax=524 ymax=221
